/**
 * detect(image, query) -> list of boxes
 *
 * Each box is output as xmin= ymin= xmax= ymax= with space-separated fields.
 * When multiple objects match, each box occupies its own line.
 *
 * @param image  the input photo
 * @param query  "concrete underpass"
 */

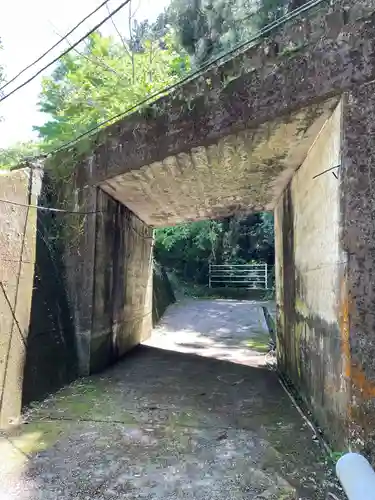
xmin=0 ymin=299 xmax=342 ymax=499
xmin=1 ymin=0 xmax=375 ymax=496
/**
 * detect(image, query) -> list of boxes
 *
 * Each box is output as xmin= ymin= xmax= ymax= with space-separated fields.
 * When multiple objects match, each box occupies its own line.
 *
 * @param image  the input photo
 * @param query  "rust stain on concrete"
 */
xmin=339 ymin=280 xmax=351 ymax=381
xmin=340 ymin=276 xmax=375 ymax=401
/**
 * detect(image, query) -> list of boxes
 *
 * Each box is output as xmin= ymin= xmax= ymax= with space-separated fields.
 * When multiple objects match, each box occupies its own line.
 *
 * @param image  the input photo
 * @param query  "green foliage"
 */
xmin=256 ymin=0 xmax=290 ymax=28
xmin=329 ymin=451 xmax=345 ymax=464
xmin=167 ymin=0 xmax=258 ymax=65
xmin=166 ymin=0 xmax=311 ymax=66
xmin=167 ymin=0 xmax=297 ymax=65
xmin=154 ymin=220 xmax=222 ymax=283
xmin=0 ymin=141 xmax=41 ymax=171
xmin=154 ymin=213 xmax=274 ymax=285
xmin=34 ymin=30 xmax=190 ymax=151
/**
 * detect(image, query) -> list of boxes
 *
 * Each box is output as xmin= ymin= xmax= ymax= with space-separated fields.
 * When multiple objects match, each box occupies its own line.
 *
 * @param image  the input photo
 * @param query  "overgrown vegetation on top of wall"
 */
xmin=0 ymin=0 xmax=308 ymax=169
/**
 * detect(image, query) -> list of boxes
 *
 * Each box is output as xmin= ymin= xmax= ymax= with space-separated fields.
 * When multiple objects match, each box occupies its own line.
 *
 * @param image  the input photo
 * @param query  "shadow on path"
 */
xmin=0 ymin=301 xmax=342 ymax=499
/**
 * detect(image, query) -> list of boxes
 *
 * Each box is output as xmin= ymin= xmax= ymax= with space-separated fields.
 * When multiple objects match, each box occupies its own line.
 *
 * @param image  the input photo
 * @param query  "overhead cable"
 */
xmin=0 ymin=0 xmax=112 ymax=93
xmin=0 ymin=0 xmax=132 ymax=104
xmin=46 ymin=0 xmax=329 ymax=156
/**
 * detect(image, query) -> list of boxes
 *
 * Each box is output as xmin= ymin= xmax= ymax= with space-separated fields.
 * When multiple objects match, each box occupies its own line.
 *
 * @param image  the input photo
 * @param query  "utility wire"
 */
xmin=0 ymin=197 xmax=154 ymax=238
xmin=312 ymin=164 xmax=340 ymax=179
xmin=0 ymin=197 xmax=102 ymax=215
xmin=0 ymin=0 xmax=132 ymax=104
xmin=46 ymin=0 xmax=329 ymax=156
xmin=49 ymin=21 xmax=124 ymax=79
xmin=0 ymin=0 xmax=112 ymax=93
xmin=105 ymin=2 xmax=132 ymax=58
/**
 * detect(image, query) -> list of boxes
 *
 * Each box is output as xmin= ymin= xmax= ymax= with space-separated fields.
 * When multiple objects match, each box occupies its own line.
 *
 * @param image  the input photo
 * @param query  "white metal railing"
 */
xmin=208 ymin=263 xmax=268 ymax=289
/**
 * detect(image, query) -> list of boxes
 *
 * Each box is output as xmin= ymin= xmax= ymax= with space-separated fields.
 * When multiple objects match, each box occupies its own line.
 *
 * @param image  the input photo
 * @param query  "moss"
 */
xmin=247 ymin=332 xmax=270 ymax=353
xmin=27 ymin=380 xmax=137 ymax=424
xmin=295 ymin=298 xmax=309 ymax=317
xmin=169 ymin=410 xmax=199 ymax=428
xmin=279 ymin=43 xmax=307 ymax=57
xmin=330 ymin=451 xmax=346 ymax=464
xmin=6 ymin=420 xmax=67 ymax=455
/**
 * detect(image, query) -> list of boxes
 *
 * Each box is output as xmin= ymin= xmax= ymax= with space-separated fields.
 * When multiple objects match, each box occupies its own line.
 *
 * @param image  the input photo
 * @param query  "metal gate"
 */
xmin=208 ymin=263 xmax=268 ymax=289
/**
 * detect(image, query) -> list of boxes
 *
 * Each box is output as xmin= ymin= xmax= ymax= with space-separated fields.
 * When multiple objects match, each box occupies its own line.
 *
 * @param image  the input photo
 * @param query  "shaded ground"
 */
xmin=0 ymin=299 xmax=341 ymax=499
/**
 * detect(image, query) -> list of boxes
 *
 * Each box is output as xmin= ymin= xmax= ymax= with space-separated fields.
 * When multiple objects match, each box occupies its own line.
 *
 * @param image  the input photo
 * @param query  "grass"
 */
xmin=329 ymin=451 xmax=346 ymax=463
xmin=246 ymin=332 xmax=270 ymax=353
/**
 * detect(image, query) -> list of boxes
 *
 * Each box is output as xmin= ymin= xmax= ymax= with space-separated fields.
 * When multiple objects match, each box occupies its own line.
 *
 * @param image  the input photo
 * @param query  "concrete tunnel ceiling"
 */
xmin=99 ymin=97 xmax=340 ymax=227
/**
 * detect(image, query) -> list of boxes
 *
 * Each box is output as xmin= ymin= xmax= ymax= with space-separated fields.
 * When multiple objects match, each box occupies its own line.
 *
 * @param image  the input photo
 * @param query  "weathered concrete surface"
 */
xmin=90 ymin=190 xmax=154 ymax=373
xmin=0 ymin=300 xmax=342 ymax=499
xmin=146 ymin=299 xmax=274 ymax=367
xmin=101 ymin=101 xmax=337 ymax=226
xmin=275 ymin=79 xmax=375 ymax=461
xmin=0 ymin=168 xmax=41 ymax=428
xmin=0 ymin=178 xmax=156 ymax=426
xmin=5 ymin=0 xmax=375 ymax=463
xmin=152 ymin=262 xmax=176 ymax=326
xmin=52 ymin=0 xmax=375 ymax=227
xmin=339 ymin=80 xmax=375 ymax=457
xmin=275 ymin=101 xmax=346 ymax=447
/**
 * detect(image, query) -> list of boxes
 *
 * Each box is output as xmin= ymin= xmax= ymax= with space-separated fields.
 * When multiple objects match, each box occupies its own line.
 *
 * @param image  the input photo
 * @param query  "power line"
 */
xmin=0 ymin=0 xmax=132 ymax=104
xmin=49 ymin=21 xmax=124 ymax=79
xmin=0 ymin=0 xmax=112 ymax=93
xmin=106 ymin=2 xmax=132 ymax=58
xmin=0 ymin=197 xmax=102 ymax=215
xmin=46 ymin=0 xmax=328 ymax=156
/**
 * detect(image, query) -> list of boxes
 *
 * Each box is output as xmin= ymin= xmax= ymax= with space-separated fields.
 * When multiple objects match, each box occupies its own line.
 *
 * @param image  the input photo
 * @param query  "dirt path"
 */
xmin=0 ymin=299 xmax=342 ymax=499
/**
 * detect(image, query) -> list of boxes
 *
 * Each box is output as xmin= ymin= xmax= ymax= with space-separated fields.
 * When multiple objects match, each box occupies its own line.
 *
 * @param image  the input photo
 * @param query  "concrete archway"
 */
xmin=1 ymin=0 xmax=375 ymax=458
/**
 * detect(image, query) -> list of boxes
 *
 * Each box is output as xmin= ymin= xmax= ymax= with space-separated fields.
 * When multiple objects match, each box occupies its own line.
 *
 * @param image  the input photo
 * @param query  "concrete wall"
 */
xmin=152 ymin=262 xmax=176 ymax=326
xmin=0 ymin=168 xmax=41 ymax=426
xmin=0 ymin=170 xmax=156 ymax=425
xmin=275 ymin=101 xmax=347 ymax=446
xmin=90 ymin=190 xmax=154 ymax=373
xmin=22 ymin=177 xmax=80 ymax=405
xmin=24 ymin=182 xmax=154 ymax=383
xmin=276 ymin=85 xmax=375 ymax=459
xmin=340 ymin=81 xmax=375 ymax=457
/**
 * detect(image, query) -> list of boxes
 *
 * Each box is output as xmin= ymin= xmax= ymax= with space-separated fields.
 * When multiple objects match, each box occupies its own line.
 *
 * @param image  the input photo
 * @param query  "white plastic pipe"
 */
xmin=336 ymin=452 xmax=375 ymax=500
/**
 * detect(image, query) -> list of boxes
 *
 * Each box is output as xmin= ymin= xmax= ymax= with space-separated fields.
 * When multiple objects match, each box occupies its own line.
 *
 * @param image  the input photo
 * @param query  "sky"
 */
xmin=0 ymin=0 xmax=170 ymax=148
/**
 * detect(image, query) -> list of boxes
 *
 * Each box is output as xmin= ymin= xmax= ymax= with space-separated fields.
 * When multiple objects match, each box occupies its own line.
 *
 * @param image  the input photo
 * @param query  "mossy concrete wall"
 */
xmin=340 ymin=80 xmax=375 ymax=457
xmin=90 ymin=189 xmax=154 ymax=373
xmin=275 ymin=101 xmax=346 ymax=446
xmin=276 ymin=84 xmax=375 ymax=460
xmin=0 ymin=168 xmax=41 ymax=427
xmin=0 ymin=170 xmax=155 ymax=426
xmin=152 ymin=262 xmax=176 ymax=326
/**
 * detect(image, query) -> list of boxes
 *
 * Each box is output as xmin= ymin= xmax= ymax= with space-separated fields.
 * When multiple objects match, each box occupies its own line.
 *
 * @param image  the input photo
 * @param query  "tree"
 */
xmin=0 ymin=141 xmax=41 ymax=170
xmin=34 ymin=31 xmax=189 ymax=151
xmin=167 ymin=0 xmax=307 ymax=66
xmin=166 ymin=0 xmax=257 ymax=65
xmin=154 ymin=213 xmax=274 ymax=285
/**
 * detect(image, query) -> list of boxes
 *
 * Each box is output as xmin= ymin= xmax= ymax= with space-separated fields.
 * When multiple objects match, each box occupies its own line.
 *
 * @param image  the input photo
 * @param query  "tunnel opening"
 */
xmin=2 ymin=1 xmax=375 ymax=488
xmin=146 ymin=213 xmax=276 ymax=368
xmin=91 ymin=96 xmax=346 ymax=449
